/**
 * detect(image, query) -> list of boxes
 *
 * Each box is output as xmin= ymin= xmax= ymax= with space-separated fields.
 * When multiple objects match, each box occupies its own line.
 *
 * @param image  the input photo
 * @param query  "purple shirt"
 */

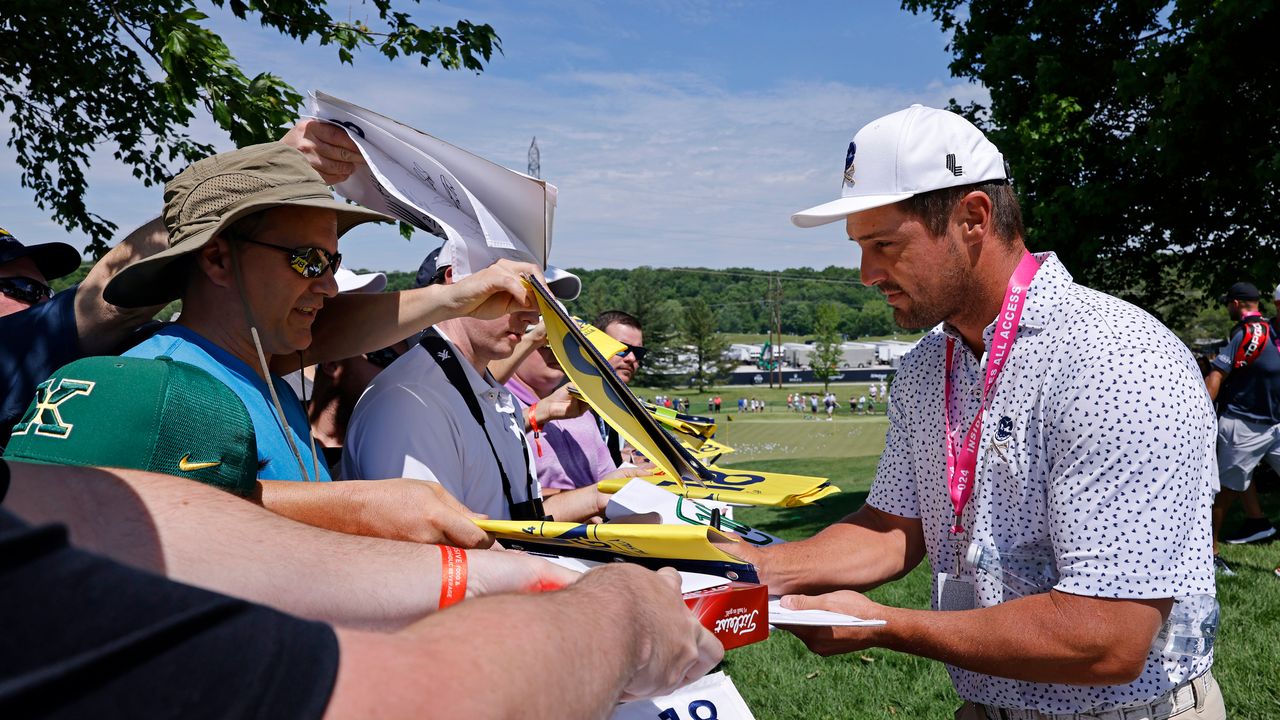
xmin=505 ymin=378 xmax=618 ymax=491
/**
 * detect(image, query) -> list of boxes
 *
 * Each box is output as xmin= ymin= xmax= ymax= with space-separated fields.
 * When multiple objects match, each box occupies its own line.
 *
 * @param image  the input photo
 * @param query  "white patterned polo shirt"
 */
xmin=867 ymin=252 xmax=1216 ymax=714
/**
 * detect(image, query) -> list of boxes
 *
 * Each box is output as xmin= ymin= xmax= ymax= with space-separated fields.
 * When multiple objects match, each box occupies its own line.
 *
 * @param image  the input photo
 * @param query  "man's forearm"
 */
xmin=875 ymin=590 xmax=1168 ymax=685
xmin=754 ymin=505 xmax=925 ymax=595
xmin=299 ymin=286 xmax=472 ymax=367
xmin=257 ymin=478 xmax=373 ymax=537
xmin=326 ymin=565 xmax=706 ymax=720
xmin=544 ymin=485 xmax=607 ymax=523
xmin=74 ymin=217 xmax=169 ymax=355
xmin=1204 ymin=369 xmax=1224 ymax=402
xmin=293 ymin=259 xmax=541 ymax=369
xmin=329 ymin=581 xmax=638 ymax=719
xmin=5 ymin=462 xmax=445 ymax=631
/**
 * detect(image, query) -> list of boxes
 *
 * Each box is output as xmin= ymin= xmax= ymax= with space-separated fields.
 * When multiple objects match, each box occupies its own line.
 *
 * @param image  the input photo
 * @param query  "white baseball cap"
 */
xmin=334 ymin=267 xmax=387 ymax=294
xmin=425 ymin=237 xmax=581 ymax=300
xmin=791 ymin=104 xmax=1009 ymax=228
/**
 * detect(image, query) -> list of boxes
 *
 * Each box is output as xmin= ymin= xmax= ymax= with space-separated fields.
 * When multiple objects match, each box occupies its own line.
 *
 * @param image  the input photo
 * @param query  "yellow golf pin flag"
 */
xmin=646 ymin=403 xmax=717 ymax=440
xmin=527 ymin=277 xmax=700 ymax=488
xmin=573 ymin=316 xmax=627 ymax=358
xmin=598 ymin=467 xmax=840 ymax=508
xmin=526 ymin=276 xmax=836 ymax=506
xmin=685 ymin=437 xmax=735 ymax=461
xmin=476 ymin=519 xmax=756 ymax=581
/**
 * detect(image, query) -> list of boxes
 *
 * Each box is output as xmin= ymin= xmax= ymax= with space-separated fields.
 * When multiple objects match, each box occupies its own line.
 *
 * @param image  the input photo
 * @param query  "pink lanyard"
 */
xmin=944 ymin=251 xmax=1040 ymax=534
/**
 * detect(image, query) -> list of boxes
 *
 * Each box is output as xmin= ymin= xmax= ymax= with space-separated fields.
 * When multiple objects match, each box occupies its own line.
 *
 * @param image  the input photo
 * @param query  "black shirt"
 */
xmin=0 ymin=508 xmax=339 ymax=719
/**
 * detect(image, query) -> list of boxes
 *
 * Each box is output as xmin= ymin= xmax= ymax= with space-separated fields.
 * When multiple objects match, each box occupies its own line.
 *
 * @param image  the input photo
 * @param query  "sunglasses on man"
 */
xmin=615 ymin=344 xmax=647 ymax=364
xmin=0 ymin=276 xmax=54 ymax=305
xmin=237 ymin=237 xmax=342 ymax=279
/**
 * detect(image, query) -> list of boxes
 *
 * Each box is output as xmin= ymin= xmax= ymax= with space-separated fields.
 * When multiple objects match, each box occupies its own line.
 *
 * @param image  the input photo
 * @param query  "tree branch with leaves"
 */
xmin=0 ymin=0 xmax=501 ymax=257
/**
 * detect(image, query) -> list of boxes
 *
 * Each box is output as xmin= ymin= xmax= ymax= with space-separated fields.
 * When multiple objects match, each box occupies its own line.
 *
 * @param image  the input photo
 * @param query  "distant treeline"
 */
xmin=384 ymin=265 xmax=898 ymax=338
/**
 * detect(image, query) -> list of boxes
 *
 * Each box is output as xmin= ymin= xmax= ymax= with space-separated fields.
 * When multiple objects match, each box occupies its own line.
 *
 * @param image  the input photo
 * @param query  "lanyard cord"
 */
xmin=419 ymin=328 xmax=538 ymax=513
xmin=944 ymin=251 xmax=1040 ymax=534
xmin=229 ymin=242 xmax=314 ymax=483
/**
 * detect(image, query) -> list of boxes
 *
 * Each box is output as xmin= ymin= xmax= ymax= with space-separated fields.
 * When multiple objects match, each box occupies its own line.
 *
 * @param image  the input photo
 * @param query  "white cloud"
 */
xmin=0 ymin=6 xmax=988 ymax=275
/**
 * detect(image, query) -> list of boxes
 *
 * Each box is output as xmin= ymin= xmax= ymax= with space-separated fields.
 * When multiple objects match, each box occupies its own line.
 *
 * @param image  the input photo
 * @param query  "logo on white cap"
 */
xmin=792 ymin=104 xmax=1008 ymax=228
xmin=843 ymin=142 xmax=857 ymax=187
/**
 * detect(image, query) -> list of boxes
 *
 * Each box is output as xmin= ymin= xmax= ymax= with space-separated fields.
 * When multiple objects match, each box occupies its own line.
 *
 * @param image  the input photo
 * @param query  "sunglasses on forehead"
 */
xmin=236 ymin=237 xmax=342 ymax=279
xmin=615 ymin=344 xmax=647 ymax=364
xmin=0 ymin=276 xmax=54 ymax=305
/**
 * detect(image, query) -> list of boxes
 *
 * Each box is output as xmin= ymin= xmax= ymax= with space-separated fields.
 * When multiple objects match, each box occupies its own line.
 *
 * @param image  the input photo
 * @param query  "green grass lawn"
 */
xmin=711 ymin=443 xmax=1280 ymax=719
xmin=720 ymin=332 xmax=927 ymax=345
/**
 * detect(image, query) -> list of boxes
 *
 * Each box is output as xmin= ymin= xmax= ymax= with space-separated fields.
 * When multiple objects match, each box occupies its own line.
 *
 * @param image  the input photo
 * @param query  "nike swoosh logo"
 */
xmin=178 ymin=454 xmax=221 ymax=472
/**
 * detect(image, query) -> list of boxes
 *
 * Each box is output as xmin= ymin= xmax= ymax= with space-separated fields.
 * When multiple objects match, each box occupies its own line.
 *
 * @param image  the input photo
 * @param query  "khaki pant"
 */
xmin=955 ymin=671 xmax=1226 ymax=720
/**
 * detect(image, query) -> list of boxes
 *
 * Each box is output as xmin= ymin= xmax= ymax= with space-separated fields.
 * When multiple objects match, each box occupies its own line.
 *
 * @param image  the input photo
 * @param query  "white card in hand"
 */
xmin=767 ymin=598 xmax=887 ymax=627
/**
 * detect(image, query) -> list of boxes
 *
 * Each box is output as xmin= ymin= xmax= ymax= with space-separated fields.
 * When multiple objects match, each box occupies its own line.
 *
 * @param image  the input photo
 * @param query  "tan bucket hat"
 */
xmin=104 ymin=142 xmax=392 ymax=308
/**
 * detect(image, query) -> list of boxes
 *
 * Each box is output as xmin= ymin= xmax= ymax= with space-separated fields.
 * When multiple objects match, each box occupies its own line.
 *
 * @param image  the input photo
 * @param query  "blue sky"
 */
xmin=0 ymin=0 xmax=988 ymax=273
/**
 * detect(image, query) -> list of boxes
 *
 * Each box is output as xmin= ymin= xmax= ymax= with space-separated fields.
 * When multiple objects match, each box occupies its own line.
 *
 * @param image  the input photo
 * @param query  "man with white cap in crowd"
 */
xmin=732 ymin=105 xmax=1221 ymax=719
xmin=343 ymin=238 xmax=610 ymax=522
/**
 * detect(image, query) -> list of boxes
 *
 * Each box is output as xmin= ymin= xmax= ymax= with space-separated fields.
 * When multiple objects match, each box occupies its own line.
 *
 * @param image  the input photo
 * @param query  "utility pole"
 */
xmin=768 ymin=274 xmax=783 ymax=388
xmin=527 ymin=136 xmax=541 ymax=179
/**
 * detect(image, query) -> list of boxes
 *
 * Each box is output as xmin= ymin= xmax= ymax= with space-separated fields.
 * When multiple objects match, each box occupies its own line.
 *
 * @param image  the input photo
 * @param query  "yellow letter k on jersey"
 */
xmin=11 ymin=378 xmax=96 ymax=439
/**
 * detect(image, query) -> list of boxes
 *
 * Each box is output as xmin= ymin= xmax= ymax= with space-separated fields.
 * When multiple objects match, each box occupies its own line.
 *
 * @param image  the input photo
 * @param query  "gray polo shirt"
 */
xmin=341 ymin=329 xmax=540 ymax=520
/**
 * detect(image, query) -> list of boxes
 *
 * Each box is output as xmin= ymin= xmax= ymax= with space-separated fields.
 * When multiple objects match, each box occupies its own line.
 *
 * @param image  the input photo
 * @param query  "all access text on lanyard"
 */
xmin=944 ymin=252 xmax=1040 ymax=535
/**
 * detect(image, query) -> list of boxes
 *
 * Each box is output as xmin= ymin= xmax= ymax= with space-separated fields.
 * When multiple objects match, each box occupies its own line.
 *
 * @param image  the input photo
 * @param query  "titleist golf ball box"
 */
xmin=683 ymin=582 xmax=769 ymax=650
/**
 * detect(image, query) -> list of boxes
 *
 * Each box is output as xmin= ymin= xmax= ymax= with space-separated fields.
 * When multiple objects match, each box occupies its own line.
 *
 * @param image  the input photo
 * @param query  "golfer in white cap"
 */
xmin=737 ymin=105 xmax=1222 ymax=719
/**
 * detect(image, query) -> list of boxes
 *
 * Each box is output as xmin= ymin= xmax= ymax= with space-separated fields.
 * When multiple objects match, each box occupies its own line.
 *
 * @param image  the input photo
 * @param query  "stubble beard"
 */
xmin=890 ymin=246 xmax=973 ymax=330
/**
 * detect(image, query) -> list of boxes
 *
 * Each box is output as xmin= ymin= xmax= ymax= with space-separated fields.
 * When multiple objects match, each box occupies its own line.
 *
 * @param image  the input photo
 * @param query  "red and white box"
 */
xmin=683 ymin=582 xmax=769 ymax=650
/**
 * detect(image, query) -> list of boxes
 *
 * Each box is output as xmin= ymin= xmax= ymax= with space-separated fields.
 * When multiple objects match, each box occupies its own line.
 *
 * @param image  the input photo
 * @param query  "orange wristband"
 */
xmin=527 ymin=403 xmax=543 ymax=457
xmin=438 ymin=545 xmax=468 ymax=609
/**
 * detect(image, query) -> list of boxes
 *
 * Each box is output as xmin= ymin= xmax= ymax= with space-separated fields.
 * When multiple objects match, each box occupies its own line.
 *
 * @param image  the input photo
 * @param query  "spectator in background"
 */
xmin=308 ymin=337 xmax=413 ymax=474
xmin=0 ymin=226 xmax=80 ymax=318
xmin=714 ymin=395 xmax=722 ymax=412
xmin=596 ymin=310 xmax=645 ymax=384
xmin=506 ymin=339 xmax=622 ymax=492
xmin=1204 ymin=282 xmax=1280 ymax=575
xmin=590 ymin=311 xmax=646 ymax=466
xmin=0 ymin=221 xmax=170 ymax=443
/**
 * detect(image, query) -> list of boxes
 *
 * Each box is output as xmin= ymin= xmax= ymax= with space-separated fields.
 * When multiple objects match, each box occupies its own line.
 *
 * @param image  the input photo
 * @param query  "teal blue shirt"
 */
xmin=125 ymin=326 xmax=329 ymax=481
